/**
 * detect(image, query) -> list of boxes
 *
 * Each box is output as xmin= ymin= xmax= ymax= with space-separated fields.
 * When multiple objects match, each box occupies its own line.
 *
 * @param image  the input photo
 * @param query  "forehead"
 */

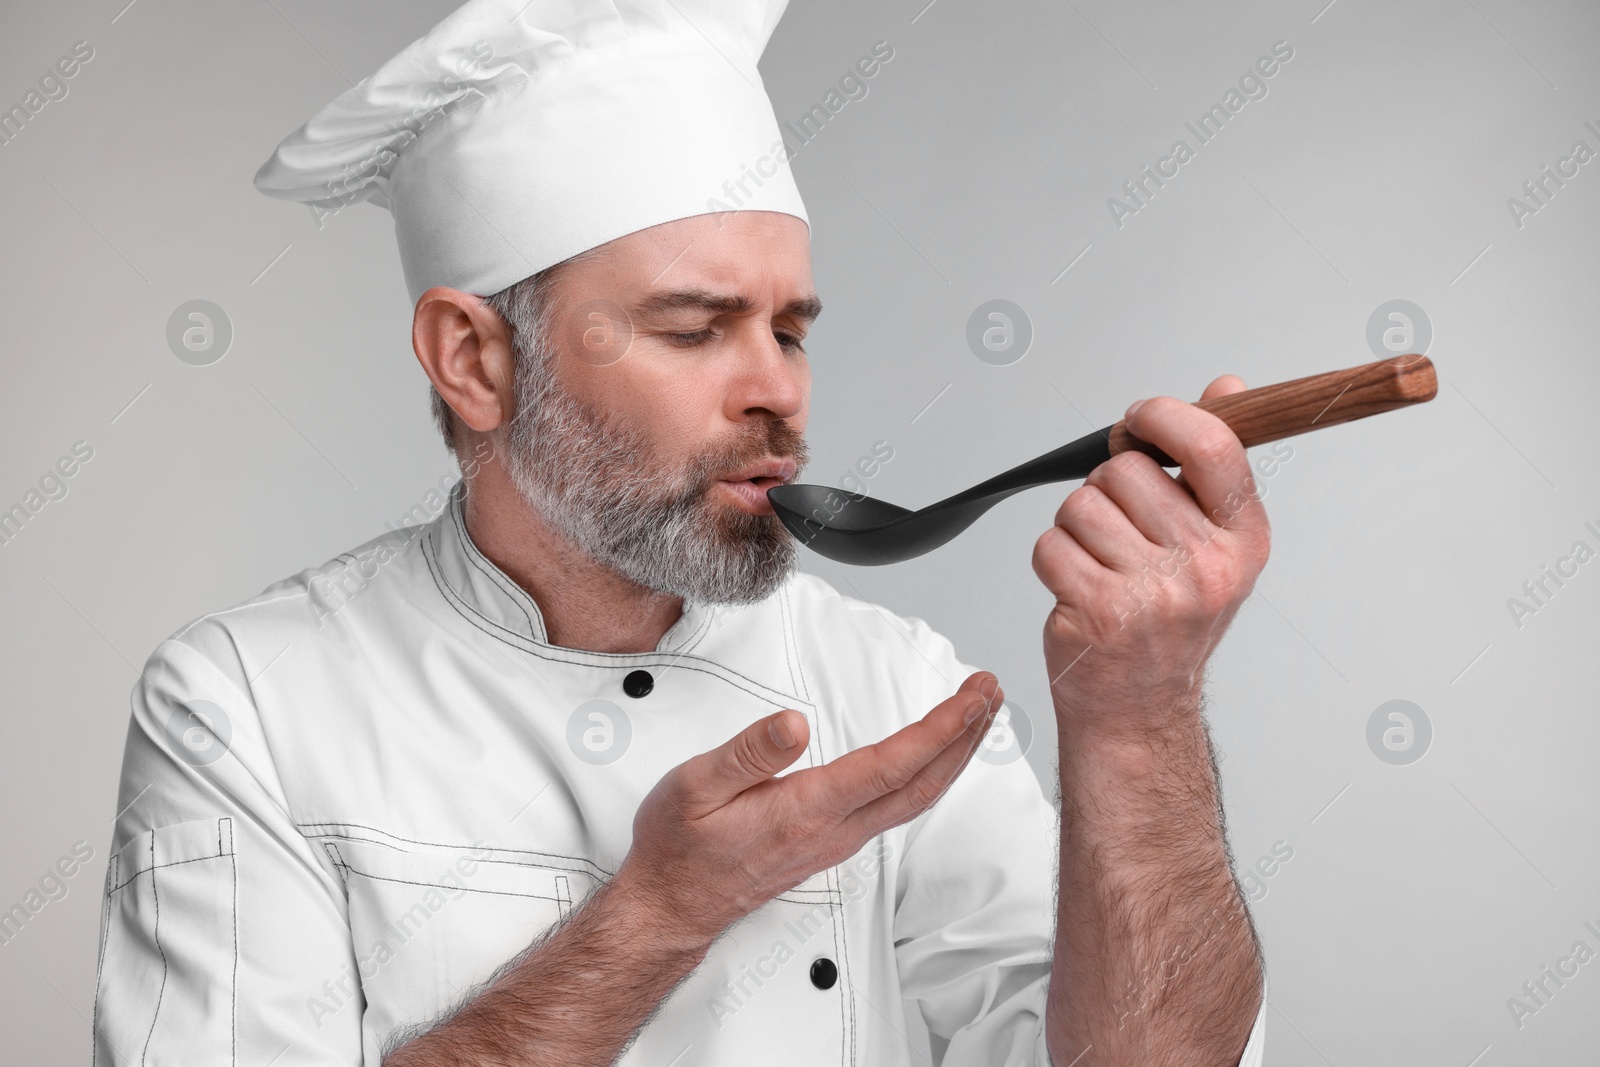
xmin=587 ymin=211 xmax=814 ymax=296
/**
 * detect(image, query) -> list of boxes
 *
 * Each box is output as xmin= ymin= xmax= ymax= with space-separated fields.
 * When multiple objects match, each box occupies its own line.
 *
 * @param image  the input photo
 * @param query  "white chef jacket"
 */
xmin=93 ymin=480 xmax=1266 ymax=1065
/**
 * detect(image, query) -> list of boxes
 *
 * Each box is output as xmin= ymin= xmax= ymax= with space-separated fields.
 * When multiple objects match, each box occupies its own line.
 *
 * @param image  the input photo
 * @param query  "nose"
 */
xmin=727 ymin=327 xmax=807 ymax=424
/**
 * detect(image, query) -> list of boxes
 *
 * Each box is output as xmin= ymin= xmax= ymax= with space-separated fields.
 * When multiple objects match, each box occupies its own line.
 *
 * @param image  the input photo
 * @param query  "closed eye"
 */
xmin=665 ymin=329 xmax=714 ymax=346
xmin=664 ymin=329 xmax=805 ymax=352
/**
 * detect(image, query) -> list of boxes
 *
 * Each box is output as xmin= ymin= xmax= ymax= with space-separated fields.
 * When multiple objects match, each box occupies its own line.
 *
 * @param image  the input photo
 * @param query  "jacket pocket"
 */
xmin=316 ymin=832 xmax=598 ymax=1050
xmin=93 ymin=817 xmax=237 ymax=1067
xmin=314 ymin=829 xmax=855 ymax=1065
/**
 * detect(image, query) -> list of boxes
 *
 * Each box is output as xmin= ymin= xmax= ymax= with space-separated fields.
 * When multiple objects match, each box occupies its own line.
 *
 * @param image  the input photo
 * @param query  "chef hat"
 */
xmin=253 ymin=0 xmax=810 ymax=304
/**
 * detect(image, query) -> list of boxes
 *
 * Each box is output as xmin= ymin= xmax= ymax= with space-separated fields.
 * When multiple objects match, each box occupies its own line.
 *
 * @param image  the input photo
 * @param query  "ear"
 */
xmin=412 ymin=287 xmax=517 ymax=433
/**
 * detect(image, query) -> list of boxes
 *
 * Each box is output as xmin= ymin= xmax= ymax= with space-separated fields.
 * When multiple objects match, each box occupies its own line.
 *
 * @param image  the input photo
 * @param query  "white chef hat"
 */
xmin=253 ymin=0 xmax=810 ymax=304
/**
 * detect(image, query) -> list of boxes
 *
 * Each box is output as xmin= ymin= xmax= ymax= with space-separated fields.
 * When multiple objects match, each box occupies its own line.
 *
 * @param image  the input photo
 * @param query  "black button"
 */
xmin=622 ymin=669 xmax=654 ymax=698
xmin=809 ymin=957 xmax=838 ymax=990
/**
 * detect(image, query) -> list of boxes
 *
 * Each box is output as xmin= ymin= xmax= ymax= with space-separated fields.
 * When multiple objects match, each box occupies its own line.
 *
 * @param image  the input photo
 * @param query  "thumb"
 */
xmin=675 ymin=709 xmax=811 ymax=817
xmin=1174 ymin=375 xmax=1248 ymax=498
xmin=1198 ymin=373 xmax=1247 ymax=401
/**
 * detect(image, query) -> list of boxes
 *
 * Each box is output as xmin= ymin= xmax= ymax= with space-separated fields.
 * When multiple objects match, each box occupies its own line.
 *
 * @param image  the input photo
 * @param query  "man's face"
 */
xmin=501 ymin=210 xmax=818 ymax=605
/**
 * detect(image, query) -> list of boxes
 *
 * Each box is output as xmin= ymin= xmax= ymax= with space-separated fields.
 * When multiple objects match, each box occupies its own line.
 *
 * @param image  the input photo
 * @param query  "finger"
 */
xmin=674 ymin=709 xmax=812 ymax=818
xmin=1173 ymin=376 xmax=1246 ymax=496
xmin=841 ymin=687 xmax=1003 ymax=840
xmin=1122 ymin=396 xmax=1266 ymax=538
xmin=1032 ymin=521 xmax=1115 ymax=607
xmin=1053 ymin=483 xmax=1150 ymax=571
xmin=1198 ymin=374 xmax=1247 ymax=401
xmin=1083 ymin=453 xmax=1207 ymax=549
xmin=816 ymin=673 xmax=1000 ymax=817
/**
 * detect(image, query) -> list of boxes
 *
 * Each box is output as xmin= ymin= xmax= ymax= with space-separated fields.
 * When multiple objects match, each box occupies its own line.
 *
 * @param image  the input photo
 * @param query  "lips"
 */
xmin=715 ymin=478 xmax=780 ymax=515
xmin=710 ymin=457 xmax=797 ymax=516
xmin=723 ymin=458 xmax=798 ymax=484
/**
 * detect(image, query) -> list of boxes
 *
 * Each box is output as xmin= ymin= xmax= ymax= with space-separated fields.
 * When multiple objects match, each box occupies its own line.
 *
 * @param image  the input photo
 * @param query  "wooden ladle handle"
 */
xmin=1107 ymin=354 xmax=1438 ymax=466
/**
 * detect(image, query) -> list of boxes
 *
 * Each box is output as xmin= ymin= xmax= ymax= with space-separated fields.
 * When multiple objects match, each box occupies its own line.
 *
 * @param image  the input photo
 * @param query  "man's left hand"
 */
xmin=1031 ymin=374 xmax=1272 ymax=734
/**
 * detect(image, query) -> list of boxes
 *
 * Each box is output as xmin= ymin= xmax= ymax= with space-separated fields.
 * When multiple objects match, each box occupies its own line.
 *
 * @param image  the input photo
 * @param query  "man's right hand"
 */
xmin=384 ymin=671 xmax=1004 ymax=1067
xmin=615 ymin=670 xmax=1005 ymax=948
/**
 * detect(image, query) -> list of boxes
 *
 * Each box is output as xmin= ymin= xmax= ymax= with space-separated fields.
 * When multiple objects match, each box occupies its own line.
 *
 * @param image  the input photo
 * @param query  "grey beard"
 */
xmin=500 ymin=360 xmax=807 ymax=606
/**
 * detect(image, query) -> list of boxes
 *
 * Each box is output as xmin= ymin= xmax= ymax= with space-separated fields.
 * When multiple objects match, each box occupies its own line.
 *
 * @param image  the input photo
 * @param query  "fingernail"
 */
xmin=1126 ymin=398 xmax=1147 ymax=418
xmin=964 ymin=697 xmax=989 ymax=724
xmin=769 ymin=712 xmax=797 ymax=749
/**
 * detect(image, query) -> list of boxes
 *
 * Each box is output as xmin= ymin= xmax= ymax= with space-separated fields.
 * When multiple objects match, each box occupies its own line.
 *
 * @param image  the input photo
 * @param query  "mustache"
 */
xmin=690 ymin=420 xmax=809 ymax=489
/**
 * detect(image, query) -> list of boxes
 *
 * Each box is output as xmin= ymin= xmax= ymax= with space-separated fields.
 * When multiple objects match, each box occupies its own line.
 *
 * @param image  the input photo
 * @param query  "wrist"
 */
xmin=1054 ymin=690 xmax=1223 ymax=832
xmin=606 ymin=862 xmax=723 ymax=960
xmin=1052 ymin=673 xmax=1204 ymax=751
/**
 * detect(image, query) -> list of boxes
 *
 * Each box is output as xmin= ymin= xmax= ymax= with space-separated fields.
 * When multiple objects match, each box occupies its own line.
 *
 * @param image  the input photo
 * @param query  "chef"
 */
xmin=93 ymin=1 xmax=1271 ymax=1063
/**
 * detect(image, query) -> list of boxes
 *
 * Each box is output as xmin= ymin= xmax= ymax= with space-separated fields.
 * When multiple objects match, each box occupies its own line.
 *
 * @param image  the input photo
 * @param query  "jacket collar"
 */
xmin=426 ymin=479 xmax=719 ymax=656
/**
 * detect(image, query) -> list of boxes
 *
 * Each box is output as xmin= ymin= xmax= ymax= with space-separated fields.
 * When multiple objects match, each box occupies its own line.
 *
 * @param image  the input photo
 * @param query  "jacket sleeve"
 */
xmin=891 ymin=622 xmax=1268 ymax=1066
xmin=92 ymin=628 xmax=365 ymax=1066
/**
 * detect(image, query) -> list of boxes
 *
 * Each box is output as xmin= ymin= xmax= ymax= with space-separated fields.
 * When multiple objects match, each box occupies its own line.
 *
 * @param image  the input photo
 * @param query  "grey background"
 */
xmin=2 ymin=0 xmax=1597 ymax=1063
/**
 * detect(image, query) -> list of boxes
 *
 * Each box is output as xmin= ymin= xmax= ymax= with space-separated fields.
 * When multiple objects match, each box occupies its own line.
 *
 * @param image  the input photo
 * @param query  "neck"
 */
xmin=459 ymin=460 xmax=684 ymax=654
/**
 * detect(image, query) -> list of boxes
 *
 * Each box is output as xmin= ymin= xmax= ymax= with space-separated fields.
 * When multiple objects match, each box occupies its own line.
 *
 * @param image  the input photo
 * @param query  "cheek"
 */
xmin=650 ymin=375 xmax=722 ymax=437
xmin=620 ymin=374 xmax=729 ymax=472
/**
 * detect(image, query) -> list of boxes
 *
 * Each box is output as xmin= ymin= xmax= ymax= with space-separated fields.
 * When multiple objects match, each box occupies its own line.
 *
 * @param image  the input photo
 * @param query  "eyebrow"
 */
xmin=632 ymin=287 xmax=822 ymax=324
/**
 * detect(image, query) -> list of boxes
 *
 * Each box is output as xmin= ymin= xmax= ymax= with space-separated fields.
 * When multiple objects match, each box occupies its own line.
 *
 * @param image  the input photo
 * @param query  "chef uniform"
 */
xmin=93 ymin=0 xmax=1268 ymax=1062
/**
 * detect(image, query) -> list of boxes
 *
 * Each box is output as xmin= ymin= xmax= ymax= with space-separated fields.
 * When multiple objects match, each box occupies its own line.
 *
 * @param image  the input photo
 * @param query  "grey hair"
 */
xmin=428 ymin=247 xmax=603 ymax=454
